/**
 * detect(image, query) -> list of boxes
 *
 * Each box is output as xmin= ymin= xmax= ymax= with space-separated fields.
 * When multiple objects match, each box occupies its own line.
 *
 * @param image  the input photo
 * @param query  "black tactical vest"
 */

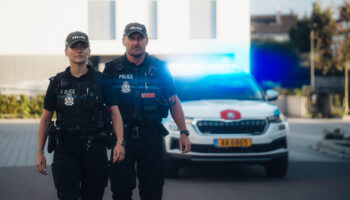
xmin=51 ymin=67 xmax=110 ymax=132
xmin=106 ymin=55 xmax=171 ymax=125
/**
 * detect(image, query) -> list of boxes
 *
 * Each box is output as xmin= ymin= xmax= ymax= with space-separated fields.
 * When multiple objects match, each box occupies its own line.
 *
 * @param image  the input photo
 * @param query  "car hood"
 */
xmin=180 ymin=99 xmax=279 ymax=119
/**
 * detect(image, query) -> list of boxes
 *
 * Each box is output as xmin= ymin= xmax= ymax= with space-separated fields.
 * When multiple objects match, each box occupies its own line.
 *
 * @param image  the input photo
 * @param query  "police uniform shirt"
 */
xmin=104 ymin=53 xmax=176 ymax=98
xmin=44 ymin=66 xmax=118 ymax=127
xmin=103 ymin=53 xmax=176 ymax=123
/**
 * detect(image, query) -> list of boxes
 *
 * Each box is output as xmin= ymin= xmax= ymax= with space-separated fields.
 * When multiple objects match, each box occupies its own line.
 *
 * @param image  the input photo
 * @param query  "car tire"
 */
xmin=165 ymin=161 xmax=179 ymax=178
xmin=264 ymin=154 xmax=288 ymax=177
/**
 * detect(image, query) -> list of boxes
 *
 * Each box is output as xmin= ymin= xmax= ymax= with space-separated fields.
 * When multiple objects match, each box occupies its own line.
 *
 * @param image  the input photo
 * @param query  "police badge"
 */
xmin=64 ymin=93 xmax=74 ymax=106
xmin=121 ymin=81 xmax=131 ymax=93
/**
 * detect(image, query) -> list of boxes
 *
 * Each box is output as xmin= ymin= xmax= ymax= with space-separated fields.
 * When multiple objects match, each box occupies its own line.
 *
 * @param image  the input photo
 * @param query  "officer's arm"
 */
xmin=36 ymin=109 xmax=53 ymax=174
xmin=169 ymin=95 xmax=186 ymax=131
xmin=37 ymin=109 xmax=53 ymax=153
xmin=170 ymin=95 xmax=191 ymax=153
xmin=110 ymin=105 xmax=125 ymax=162
xmin=110 ymin=105 xmax=124 ymax=142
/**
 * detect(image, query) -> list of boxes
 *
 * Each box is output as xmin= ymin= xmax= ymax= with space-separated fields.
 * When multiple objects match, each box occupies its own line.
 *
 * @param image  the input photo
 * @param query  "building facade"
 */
xmin=0 ymin=0 xmax=250 ymax=94
xmin=251 ymin=9 xmax=297 ymax=42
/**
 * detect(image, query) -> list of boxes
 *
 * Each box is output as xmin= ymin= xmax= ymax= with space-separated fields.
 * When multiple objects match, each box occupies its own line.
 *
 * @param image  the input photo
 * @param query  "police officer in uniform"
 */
xmin=35 ymin=31 xmax=125 ymax=200
xmin=104 ymin=22 xmax=191 ymax=200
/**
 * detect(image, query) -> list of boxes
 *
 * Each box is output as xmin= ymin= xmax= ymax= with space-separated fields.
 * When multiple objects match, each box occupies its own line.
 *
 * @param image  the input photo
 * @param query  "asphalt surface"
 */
xmin=0 ymin=119 xmax=349 ymax=200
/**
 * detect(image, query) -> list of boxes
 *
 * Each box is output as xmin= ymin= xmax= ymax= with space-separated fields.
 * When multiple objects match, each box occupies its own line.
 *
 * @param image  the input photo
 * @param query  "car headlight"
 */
xmin=267 ymin=115 xmax=282 ymax=123
xmin=280 ymin=113 xmax=287 ymax=122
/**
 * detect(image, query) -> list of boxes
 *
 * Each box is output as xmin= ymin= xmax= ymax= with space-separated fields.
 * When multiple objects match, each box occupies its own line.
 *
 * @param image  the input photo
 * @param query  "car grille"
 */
xmin=170 ymin=137 xmax=287 ymax=153
xmin=196 ymin=120 xmax=267 ymax=134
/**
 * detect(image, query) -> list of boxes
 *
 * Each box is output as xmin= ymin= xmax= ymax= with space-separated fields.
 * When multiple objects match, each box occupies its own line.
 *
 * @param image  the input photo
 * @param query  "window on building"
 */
xmin=88 ymin=0 xmax=116 ymax=40
xmin=190 ymin=0 xmax=216 ymax=39
xmin=149 ymin=0 xmax=158 ymax=39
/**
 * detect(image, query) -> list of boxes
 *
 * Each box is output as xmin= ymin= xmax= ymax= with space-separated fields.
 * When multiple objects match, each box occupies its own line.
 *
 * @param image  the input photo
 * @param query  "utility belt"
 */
xmin=123 ymin=122 xmax=169 ymax=139
xmin=61 ymin=128 xmax=107 ymax=140
xmin=47 ymin=123 xmax=110 ymax=153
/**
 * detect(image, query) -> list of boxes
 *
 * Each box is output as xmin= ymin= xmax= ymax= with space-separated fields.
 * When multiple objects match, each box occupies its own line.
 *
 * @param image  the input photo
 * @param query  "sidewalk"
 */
xmin=313 ymin=139 xmax=350 ymax=159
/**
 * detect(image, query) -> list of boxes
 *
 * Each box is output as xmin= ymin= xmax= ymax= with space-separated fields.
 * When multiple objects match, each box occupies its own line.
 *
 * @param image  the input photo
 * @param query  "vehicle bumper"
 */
xmin=165 ymin=136 xmax=288 ymax=164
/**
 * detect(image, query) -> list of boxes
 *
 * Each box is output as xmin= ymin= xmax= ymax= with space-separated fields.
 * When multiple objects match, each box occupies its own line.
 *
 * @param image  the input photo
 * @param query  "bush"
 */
xmin=0 ymin=94 xmax=45 ymax=118
xmin=323 ymin=128 xmax=345 ymax=140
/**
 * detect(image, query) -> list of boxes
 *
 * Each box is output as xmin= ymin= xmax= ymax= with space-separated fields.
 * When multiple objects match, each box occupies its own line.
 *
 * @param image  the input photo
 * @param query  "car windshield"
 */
xmin=174 ymin=74 xmax=265 ymax=101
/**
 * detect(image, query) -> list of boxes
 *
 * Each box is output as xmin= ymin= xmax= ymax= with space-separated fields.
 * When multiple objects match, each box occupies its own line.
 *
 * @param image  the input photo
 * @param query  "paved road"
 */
xmin=0 ymin=119 xmax=349 ymax=200
xmin=288 ymin=118 xmax=350 ymax=162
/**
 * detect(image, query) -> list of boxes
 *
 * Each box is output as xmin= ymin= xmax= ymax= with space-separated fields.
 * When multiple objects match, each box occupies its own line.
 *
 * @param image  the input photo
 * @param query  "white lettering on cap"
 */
xmin=130 ymin=26 xmax=142 ymax=31
xmin=72 ymin=35 xmax=86 ymax=40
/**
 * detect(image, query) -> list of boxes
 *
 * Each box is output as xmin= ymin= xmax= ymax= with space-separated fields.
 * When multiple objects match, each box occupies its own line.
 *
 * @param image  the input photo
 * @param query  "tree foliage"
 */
xmin=312 ymin=2 xmax=338 ymax=75
xmin=289 ymin=17 xmax=311 ymax=53
xmin=337 ymin=1 xmax=350 ymax=65
xmin=289 ymin=2 xmax=338 ymax=74
xmin=335 ymin=1 xmax=350 ymax=114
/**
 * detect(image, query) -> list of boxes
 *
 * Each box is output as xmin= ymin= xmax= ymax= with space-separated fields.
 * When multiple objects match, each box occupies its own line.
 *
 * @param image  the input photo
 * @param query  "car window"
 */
xmin=174 ymin=74 xmax=264 ymax=101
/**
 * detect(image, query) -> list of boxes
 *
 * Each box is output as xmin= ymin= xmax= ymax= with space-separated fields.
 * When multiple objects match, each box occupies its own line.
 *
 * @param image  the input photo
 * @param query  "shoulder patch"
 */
xmin=106 ymin=56 xmax=123 ymax=66
xmin=49 ymin=76 xmax=55 ymax=81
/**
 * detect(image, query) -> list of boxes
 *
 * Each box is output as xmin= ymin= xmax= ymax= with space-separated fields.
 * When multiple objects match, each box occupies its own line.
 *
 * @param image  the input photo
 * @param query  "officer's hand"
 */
xmin=113 ymin=143 xmax=125 ymax=163
xmin=179 ymin=134 xmax=191 ymax=154
xmin=36 ymin=151 xmax=47 ymax=175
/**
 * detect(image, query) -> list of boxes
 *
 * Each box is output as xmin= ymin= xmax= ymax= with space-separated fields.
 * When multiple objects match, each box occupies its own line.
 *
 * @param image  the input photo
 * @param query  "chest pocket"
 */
xmin=139 ymin=69 xmax=166 ymax=123
xmin=56 ymin=79 xmax=97 ymax=114
xmin=81 ymin=87 xmax=97 ymax=113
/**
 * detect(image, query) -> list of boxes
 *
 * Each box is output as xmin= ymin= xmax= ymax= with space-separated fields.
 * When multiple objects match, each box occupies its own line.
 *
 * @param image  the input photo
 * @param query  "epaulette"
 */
xmin=107 ymin=56 xmax=123 ymax=65
xmin=149 ymin=55 xmax=165 ymax=69
xmin=105 ymin=56 xmax=125 ymax=76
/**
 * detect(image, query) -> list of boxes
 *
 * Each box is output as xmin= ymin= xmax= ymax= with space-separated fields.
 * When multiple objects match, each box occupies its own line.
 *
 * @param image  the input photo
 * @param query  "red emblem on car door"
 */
xmin=220 ymin=109 xmax=241 ymax=120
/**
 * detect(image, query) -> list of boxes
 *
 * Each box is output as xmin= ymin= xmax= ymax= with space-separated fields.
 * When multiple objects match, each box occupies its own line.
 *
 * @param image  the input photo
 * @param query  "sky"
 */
xmin=250 ymin=0 xmax=346 ymax=17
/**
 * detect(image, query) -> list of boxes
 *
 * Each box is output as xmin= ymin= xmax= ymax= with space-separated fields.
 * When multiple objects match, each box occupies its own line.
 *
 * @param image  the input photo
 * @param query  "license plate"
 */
xmin=214 ymin=138 xmax=252 ymax=148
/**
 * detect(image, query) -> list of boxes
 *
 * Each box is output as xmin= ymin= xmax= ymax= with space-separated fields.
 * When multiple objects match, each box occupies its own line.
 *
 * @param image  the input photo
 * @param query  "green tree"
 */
xmin=289 ymin=17 xmax=311 ymax=53
xmin=289 ymin=2 xmax=337 ymax=74
xmin=311 ymin=2 xmax=338 ymax=75
xmin=335 ymin=1 xmax=350 ymax=114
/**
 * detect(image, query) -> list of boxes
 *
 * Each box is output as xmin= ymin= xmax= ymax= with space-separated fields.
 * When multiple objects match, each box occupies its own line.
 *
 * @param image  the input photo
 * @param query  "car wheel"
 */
xmin=165 ymin=161 xmax=179 ymax=178
xmin=264 ymin=154 xmax=288 ymax=177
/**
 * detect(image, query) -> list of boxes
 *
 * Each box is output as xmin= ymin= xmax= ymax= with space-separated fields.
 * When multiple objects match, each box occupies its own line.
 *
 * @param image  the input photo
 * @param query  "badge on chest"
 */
xmin=121 ymin=81 xmax=131 ymax=93
xmin=61 ymin=89 xmax=75 ymax=106
xmin=64 ymin=93 xmax=74 ymax=106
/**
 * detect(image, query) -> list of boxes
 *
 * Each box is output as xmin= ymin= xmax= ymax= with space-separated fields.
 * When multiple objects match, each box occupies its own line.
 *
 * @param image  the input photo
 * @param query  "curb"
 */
xmin=0 ymin=119 xmax=40 ymax=123
xmin=313 ymin=139 xmax=350 ymax=159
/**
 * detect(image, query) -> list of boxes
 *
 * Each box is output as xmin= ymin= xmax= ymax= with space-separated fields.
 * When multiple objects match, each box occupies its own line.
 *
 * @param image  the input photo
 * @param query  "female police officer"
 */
xmin=35 ymin=31 xmax=125 ymax=200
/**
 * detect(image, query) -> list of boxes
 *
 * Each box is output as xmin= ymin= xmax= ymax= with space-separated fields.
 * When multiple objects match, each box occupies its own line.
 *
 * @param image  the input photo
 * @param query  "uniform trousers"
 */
xmin=110 ymin=127 xmax=165 ymax=200
xmin=51 ymin=138 xmax=108 ymax=200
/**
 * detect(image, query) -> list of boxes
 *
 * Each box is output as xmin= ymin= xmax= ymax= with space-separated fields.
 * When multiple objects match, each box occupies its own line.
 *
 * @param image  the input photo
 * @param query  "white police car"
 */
xmin=163 ymin=73 xmax=289 ymax=178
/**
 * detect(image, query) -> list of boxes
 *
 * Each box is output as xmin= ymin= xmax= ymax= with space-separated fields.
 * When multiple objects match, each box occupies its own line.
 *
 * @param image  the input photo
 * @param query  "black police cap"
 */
xmin=123 ymin=22 xmax=147 ymax=37
xmin=65 ymin=31 xmax=90 ymax=47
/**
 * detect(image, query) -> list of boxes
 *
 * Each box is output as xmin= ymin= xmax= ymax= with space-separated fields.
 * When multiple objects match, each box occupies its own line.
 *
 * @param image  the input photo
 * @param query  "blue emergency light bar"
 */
xmin=167 ymin=53 xmax=250 ymax=77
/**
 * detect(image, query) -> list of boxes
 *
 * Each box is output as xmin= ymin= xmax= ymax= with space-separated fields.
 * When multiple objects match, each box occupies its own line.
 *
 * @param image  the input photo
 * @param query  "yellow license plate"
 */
xmin=215 ymin=138 xmax=252 ymax=148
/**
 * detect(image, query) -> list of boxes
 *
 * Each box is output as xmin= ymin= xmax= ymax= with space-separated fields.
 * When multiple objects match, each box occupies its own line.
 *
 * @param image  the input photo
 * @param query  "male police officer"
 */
xmin=104 ymin=22 xmax=191 ymax=200
xmin=35 ymin=31 xmax=125 ymax=200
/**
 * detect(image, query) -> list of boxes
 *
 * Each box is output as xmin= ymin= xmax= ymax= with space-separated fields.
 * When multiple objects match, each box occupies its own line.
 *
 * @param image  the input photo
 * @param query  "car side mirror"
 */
xmin=266 ymin=89 xmax=279 ymax=101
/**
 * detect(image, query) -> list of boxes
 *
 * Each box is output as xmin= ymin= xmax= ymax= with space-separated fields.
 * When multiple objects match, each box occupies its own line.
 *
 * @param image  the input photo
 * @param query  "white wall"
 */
xmin=0 ymin=0 xmax=250 ymax=56
xmin=0 ymin=0 xmax=251 ymax=88
xmin=0 ymin=0 xmax=87 ymax=55
xmin=273 ymin=95 xmax=309 ymax=117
